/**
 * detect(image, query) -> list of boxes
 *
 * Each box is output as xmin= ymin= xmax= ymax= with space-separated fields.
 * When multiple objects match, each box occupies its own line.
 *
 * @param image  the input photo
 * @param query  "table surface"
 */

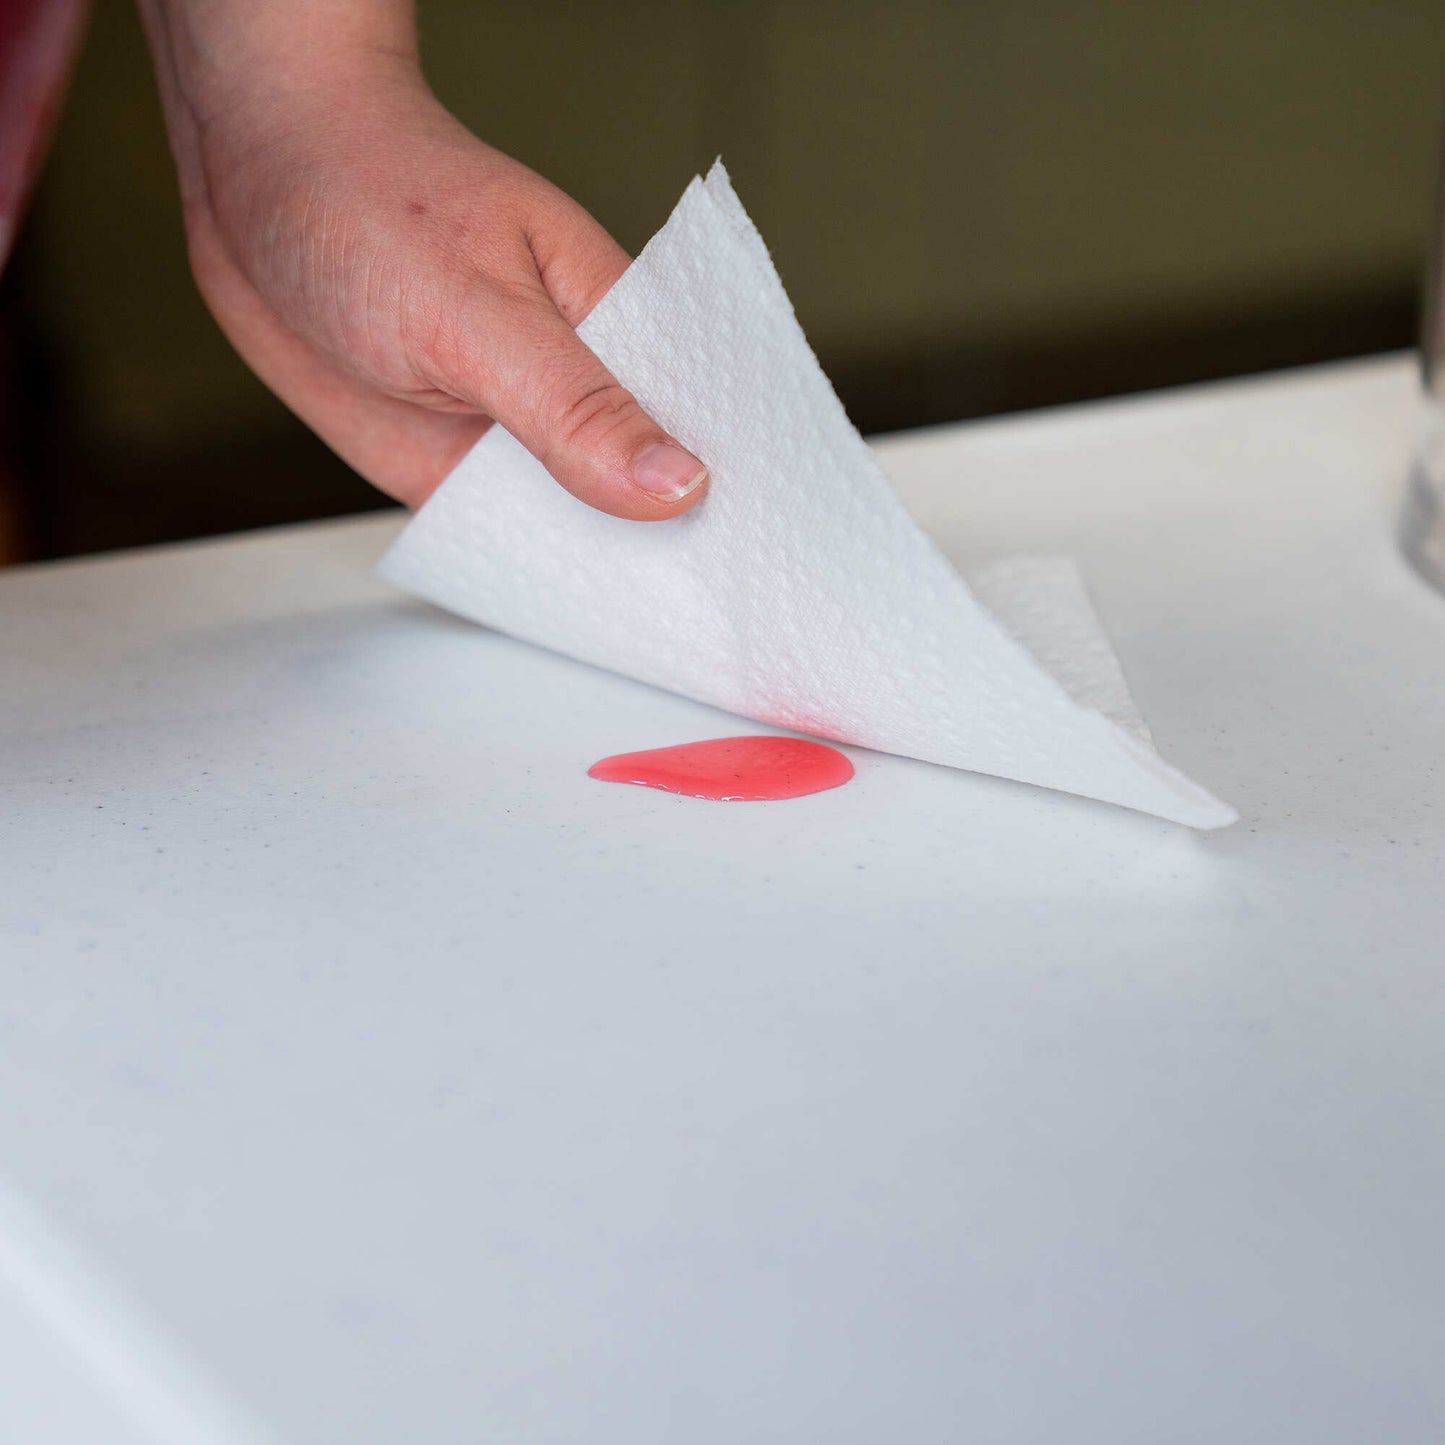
xmin=3 ymin=355 xmax=1443 ymax=1442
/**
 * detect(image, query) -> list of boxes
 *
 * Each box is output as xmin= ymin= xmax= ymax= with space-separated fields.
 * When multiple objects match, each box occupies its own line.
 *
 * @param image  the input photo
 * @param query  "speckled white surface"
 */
xmin=380 ymin=164 xmax=1232 ymax=827
xmin=2 ymin=357 xmax=1443 ymax=1442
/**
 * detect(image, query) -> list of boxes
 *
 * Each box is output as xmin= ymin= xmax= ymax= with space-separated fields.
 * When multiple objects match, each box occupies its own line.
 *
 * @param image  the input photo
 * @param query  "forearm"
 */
xmin=135 ymin=0 xmax=422 ymax=208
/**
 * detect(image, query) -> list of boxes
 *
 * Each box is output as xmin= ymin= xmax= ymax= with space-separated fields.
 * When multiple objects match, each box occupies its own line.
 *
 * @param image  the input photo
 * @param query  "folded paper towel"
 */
xmin=378 ymin=162 xmax=1235 ymax=829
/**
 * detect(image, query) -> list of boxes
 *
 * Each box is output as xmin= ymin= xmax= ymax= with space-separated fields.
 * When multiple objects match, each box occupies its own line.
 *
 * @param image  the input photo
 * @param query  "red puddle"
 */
xmin=588 ymin=736 xmax=854 ymax=802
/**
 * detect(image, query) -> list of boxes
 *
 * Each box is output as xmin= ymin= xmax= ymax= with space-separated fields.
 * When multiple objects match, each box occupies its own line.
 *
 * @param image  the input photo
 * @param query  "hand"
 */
xmin=136 ymin=0 xmax=708 ymax=518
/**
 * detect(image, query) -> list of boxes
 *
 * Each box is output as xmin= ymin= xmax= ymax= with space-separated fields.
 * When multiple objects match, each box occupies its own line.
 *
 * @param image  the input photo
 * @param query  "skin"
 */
xmin=0 ymin=0 xmax=91 ymax=271
xmin=134 ymin=0 xmax=709 ymax=518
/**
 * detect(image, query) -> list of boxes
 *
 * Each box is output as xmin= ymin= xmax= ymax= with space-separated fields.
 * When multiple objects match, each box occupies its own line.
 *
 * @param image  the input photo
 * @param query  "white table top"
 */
xmin=3 ymin=355 xmax=1443 ymax=1441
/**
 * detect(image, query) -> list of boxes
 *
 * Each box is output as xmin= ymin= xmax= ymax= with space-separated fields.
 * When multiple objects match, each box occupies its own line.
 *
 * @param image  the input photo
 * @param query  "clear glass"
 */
xmin=1403 ymin=411 xmax=1445 ymax=590
xmin=1404 ymin=129 xmax=1445 ymax=592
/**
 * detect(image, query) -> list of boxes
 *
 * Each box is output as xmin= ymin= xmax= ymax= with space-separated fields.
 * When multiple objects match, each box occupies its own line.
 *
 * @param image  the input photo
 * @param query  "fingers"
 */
xmin=524 ymin=194 xmax=632 ymax=329
xmin=189 ymin=228 xmax=490 ymax=507
xmin=445 ymin=284 xmax=709 ymax=521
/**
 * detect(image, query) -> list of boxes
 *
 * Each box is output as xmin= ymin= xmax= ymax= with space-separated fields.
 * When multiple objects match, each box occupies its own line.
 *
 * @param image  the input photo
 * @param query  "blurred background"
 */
xmin=2 ymin=0 xmax=1443 ymax=563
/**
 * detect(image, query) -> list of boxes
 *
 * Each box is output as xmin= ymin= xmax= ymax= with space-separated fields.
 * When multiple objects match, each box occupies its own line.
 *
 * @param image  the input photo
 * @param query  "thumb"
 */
xmin=465 ymin=290 xmax=708 ymax=521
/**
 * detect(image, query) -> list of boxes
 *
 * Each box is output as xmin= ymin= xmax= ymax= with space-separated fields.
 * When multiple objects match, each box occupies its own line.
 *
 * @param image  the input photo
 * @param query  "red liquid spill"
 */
xmin=588 ymin=736 xmax=854 ymax=802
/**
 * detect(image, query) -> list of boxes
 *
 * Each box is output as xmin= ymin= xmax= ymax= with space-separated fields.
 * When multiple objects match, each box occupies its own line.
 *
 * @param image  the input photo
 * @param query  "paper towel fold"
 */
xmin=378 ymin=162 xmax=1235 ymax=829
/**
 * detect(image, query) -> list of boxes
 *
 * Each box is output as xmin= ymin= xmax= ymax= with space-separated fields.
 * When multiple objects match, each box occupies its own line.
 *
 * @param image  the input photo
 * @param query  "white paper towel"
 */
xmin=378 ymin=162 xmax=1236 ymax=829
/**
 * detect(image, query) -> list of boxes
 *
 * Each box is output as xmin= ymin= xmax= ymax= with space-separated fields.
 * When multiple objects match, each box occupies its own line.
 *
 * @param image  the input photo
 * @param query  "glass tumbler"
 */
xmin=1404 ymin=151 xmax=1445 ymax=591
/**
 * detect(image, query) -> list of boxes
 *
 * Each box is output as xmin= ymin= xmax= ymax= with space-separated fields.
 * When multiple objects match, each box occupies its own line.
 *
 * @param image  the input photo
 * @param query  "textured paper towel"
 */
xmin=378 ymin=163 xmax=1235 ymax=829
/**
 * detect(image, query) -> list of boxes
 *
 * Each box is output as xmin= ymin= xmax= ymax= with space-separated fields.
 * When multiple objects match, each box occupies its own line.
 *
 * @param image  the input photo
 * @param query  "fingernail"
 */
xmin=633 ymin=441 xmax=708 ymax=501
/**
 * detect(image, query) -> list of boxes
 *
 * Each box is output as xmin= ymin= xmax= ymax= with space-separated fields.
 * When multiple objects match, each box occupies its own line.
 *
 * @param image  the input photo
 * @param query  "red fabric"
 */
xmin=0 ymin=0 xmax=90 ymax=272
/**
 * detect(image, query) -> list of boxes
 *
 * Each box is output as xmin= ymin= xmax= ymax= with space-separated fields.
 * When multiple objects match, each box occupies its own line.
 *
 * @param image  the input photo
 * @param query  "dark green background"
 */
xmin=7 ymin=0 xmax=1443 ymax=558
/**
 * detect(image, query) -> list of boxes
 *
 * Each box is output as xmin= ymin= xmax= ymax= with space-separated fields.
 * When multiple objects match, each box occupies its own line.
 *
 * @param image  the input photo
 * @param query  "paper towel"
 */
xmin=378 ymin=162 xmax=1235 ymax=829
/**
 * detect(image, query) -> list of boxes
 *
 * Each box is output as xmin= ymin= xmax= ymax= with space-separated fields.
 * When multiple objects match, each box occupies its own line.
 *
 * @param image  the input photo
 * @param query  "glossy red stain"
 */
xmin=588 ymin=735 xmax=854 ymax=801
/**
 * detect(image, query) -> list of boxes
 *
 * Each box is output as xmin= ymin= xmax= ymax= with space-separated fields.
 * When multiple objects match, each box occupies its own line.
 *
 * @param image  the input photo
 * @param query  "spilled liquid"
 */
xmin=588 ymin=736 xmax=854 ymax=801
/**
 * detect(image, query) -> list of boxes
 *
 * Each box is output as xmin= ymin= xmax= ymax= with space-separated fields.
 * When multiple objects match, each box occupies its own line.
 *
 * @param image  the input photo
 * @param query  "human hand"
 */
xmin=136 ymin=0 xmax=708 ymax=518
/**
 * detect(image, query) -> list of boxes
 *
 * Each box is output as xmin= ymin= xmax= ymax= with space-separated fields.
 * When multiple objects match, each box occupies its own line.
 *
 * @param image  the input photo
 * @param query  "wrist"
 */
xmin=137 ymin=0 xmax=423 ymax=210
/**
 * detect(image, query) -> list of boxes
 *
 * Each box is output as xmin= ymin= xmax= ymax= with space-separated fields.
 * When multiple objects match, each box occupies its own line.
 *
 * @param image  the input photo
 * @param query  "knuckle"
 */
xmin=551 ymin=379 xmax=639 ymax=452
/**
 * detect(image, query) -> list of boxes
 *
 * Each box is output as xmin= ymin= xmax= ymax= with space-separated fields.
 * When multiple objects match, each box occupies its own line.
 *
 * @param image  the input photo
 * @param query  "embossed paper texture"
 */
xmin=379 ymin=164 xmax=1235 ymax=829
